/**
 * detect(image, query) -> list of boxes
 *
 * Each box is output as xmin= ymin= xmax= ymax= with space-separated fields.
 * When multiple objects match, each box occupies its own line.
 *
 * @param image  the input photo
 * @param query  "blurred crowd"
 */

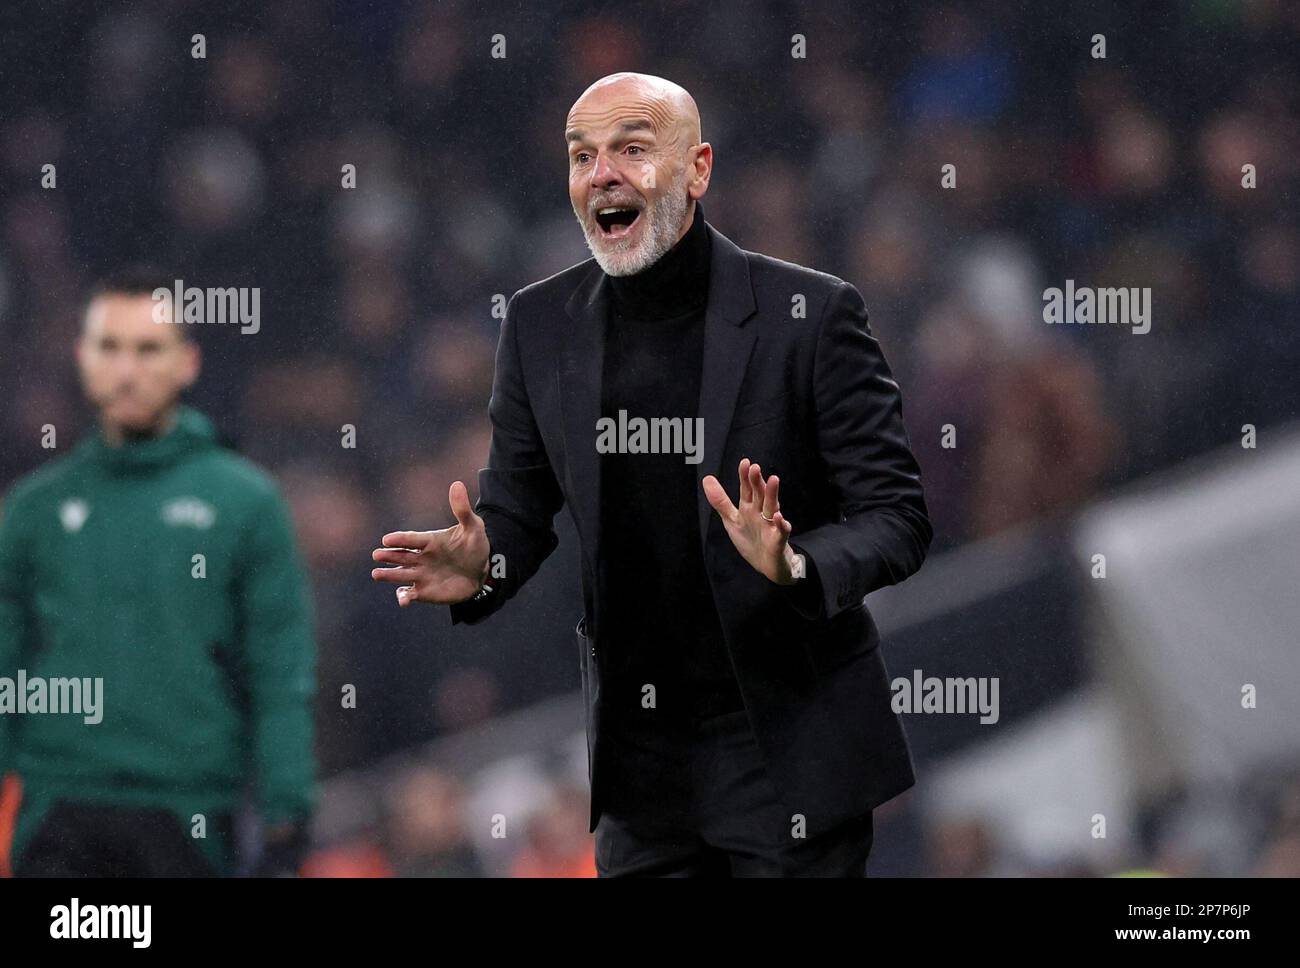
xmin=304 ymin=765 xmax=597 ymax=877
xmin=299 ymin=754 xmax=1300 ymax=877
xmin=1 ymin=0 xmax=1297 ymax=875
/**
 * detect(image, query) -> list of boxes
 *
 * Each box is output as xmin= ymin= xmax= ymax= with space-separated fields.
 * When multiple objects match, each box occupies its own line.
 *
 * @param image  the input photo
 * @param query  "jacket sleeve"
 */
xmin=790 ymin=279 xmax=933 ymax=620
xmin=449 ymin=290 xmax=565 ymax=626
xmin=0 ymin=488 xmax=31 ymax=775
xmin=235 ymin=485 xmax=319 ymax=825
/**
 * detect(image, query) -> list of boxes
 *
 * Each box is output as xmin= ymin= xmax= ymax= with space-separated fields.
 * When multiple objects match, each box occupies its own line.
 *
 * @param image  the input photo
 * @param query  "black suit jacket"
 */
xmin=450 ymin=219 xmax=933 ymax=836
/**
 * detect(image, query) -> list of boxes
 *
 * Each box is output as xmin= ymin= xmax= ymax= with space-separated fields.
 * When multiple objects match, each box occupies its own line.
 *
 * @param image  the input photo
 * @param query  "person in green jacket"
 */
xmin=0 ymin=268 xmax=318 ymax=876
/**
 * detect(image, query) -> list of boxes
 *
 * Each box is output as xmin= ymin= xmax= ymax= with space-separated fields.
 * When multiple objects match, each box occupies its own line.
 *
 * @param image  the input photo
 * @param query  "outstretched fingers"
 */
xmin=372 ymin=547 xmax=419 ymax=564
xmin=381 ymin=531 xmax=428 ymax=550
xmin=762 ymin=473 xmax=780 ymax=521
xmin=737 ymin=458 xmax=753 ymax=505
xmin=371 ymin=564 xmax=418 ymax=584
xmin=702 ymin=474 xmax=737 ymax=520
xmin=448 ymin=481 xmax=476 ymax=529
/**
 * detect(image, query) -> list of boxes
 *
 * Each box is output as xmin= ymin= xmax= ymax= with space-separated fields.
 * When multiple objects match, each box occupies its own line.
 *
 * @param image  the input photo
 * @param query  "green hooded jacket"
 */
xmin=0 ymin=405 xmax=317 ymax=872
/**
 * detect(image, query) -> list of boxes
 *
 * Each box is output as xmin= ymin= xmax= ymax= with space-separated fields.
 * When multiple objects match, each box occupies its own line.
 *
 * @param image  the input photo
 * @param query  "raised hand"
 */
xmin=370 ymin=481 xmax=491 ymax=606
xmin=702 ymin=458 xmax=801 ymax=585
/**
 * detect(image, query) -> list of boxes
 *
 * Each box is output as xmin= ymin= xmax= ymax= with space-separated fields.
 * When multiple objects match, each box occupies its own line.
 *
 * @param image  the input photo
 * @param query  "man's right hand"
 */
xmin=370 ymin=481 xmax=490 ymax=607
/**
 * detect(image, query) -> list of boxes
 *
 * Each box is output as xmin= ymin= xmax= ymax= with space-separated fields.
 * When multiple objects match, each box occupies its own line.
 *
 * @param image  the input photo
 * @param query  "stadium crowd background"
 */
xmin=1 ymin=0 xmax=1298 ymax=875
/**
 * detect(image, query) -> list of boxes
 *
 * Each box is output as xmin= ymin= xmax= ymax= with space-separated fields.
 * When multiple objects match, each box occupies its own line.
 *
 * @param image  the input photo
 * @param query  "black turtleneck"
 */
xmin=598 ymin=202 xmax=745 ymax=805
xmin=607 ymin=200 xmax=712 ymax=318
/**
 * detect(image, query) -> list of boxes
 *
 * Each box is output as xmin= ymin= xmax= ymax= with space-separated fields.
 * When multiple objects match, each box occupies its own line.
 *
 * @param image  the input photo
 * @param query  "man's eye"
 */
xmin=627 ymin=145 xmax=642 ymax=155
xmin=574 ymin=153 xmax=590 ymax=164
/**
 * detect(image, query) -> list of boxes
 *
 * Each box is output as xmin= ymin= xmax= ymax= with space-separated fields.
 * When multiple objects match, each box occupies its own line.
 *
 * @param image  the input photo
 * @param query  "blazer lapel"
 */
xmin=561 ymin=261 xmax=609 ymax=571
xmin=695 ymin=225 xmax=759 ymax=557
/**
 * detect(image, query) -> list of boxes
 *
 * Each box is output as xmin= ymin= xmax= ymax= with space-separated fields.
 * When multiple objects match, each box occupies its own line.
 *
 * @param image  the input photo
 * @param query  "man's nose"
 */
xmin=589 ymin=151 xmax=622 ymax=190
xmin=113 ymin=353 xmax=143 ymax=381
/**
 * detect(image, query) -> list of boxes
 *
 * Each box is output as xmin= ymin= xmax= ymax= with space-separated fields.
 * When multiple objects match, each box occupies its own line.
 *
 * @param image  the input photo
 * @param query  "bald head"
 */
xmin=566 ymin=72 xmax=702 ymax=150
xmin=566 ymin=73 xmax=713 ymax=275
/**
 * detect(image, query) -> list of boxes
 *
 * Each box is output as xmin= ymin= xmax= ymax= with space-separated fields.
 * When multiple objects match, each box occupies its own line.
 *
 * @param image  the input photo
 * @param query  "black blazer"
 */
xmin=450 ymin=219 xmax=933 ymax=836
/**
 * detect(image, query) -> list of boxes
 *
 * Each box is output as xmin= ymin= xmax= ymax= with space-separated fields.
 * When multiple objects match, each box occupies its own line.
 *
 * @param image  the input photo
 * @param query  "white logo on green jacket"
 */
xmin=59 ymin=499 xmax=89 ymax=533
xmin=161 ymin=497 xmax=217 ymax=530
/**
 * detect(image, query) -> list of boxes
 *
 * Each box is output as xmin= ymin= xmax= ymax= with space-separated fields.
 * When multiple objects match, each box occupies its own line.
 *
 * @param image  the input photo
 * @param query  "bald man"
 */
xmin=372 ymin=73 xmax=932 ymax=876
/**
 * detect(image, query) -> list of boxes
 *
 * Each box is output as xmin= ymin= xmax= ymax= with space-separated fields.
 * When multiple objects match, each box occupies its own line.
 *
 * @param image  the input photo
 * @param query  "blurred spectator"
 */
xmin=383 ymin=766 xmax=485 ymax=877
xmin=508 ymin=785 xmax=597 ymax=878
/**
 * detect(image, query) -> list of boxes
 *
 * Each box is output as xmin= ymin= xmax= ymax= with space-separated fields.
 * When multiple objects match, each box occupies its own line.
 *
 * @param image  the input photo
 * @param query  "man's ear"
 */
xmin=73 ymin=332 xmax=96 ymax=388
xmin=689 ymin=142 xmax=712 ymax=199
xmin=179 ymin=341 xmax=202 ymax=390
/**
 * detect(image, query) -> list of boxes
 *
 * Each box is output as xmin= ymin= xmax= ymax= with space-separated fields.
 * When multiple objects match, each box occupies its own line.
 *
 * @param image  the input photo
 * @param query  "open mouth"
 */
xmin=594 ymin=205 xmax=642 ymax=239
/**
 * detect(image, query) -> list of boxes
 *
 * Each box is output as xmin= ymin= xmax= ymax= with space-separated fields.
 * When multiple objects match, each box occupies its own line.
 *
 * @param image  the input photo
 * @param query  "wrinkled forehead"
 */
xmin=565 ymin=83 xmax=679 ymax=142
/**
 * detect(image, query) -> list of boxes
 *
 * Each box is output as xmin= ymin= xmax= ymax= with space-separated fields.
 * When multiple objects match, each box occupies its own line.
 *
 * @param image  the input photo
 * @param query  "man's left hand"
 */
xmin=703 ymin=458 xmax=801 ymax=585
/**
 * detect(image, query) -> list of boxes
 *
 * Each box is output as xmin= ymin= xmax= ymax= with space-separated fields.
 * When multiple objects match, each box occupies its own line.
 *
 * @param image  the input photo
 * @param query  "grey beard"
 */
xmin=578 ymin=167 xmax=692 ymax=277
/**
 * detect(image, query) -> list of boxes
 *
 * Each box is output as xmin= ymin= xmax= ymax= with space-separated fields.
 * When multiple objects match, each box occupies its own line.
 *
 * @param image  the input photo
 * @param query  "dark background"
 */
xmin=1 ymin=0 xmax=1297 ymax=876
